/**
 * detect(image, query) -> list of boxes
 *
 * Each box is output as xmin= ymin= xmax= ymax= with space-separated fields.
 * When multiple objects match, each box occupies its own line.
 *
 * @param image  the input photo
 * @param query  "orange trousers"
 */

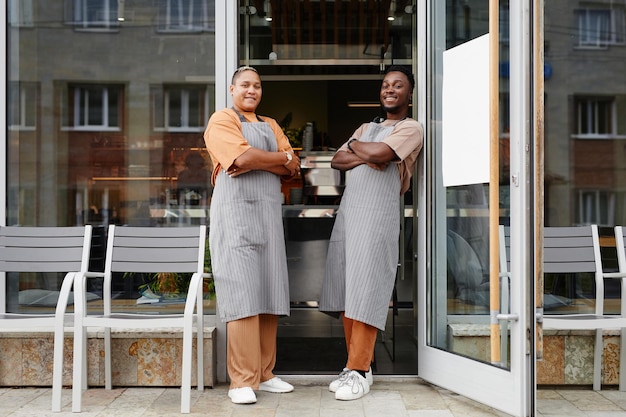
xmin=342 ymin=314 xmax=377 ymax=372
xmin=226 ymin=314 xmax=278 ymax=389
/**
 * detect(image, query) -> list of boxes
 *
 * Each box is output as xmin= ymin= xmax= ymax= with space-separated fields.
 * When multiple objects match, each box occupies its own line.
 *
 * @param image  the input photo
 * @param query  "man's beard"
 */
xmin=382 ymin=105 xmax=401 ymax=114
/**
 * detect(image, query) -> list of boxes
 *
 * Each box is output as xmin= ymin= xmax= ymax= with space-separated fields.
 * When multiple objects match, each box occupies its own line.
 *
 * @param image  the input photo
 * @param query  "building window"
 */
xmin=8 ymin=0 xmax=34 ymax=27
xmin=576 ymin=190 xmax=616 ymax=226
xmin=65 ymin=0 xmax=120 ymax=30
xmin=574 ymin=97 xmax=614 ymax=137
xmin=8 ymin=82 xmax=38 ymax=131
xmin=152 ymin=85 xmax=209 ymax=132
xmin=500 ymin=92 xmax=510 ymax=136
xmin=499 ymin=5 xmax=509 ymax=43
xmin=576 ymin=7 xmax=625 ymax=47
xmin=156 ymin=0 xmax=214 ymax=33
xmin=63 ymin=85 xmax=122 ymax=131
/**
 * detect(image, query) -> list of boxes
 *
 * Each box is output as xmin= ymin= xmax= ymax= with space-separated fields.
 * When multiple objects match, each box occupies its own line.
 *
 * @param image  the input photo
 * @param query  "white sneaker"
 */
xmin=334 ymin=370 xmax=370 ymax=401
xmin=329 ymin=367 xmax=372 ymax=393
xmin=329 ymin=368 xmax=350 ymax=392
xmin=228 ymin=387 xmax=257 ymax=404
xmin=259 ymin=377 xmax=294 ymax=393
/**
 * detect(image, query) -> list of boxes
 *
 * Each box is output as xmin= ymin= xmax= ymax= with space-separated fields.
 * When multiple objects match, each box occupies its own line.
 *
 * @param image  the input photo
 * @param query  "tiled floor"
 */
xmin=4 ymin=378 xmax=626 ymax=417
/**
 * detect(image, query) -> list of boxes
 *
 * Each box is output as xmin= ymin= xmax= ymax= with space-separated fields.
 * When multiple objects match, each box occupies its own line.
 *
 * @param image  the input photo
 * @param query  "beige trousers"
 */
xmin=343 ymin=315 xmax=377 ymax=372
xmin=226 ymin=314 xmax=278 ymax=389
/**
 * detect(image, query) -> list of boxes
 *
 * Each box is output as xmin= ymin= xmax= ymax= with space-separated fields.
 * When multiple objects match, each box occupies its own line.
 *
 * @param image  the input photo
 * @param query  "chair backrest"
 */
xmin=543 ymin=225 xmax=602 ymax=274
xmin=616 ymin=226 xmax=626 ymax=274
xmin=499 ymin=225 xmax=510 ymax=278
xmin=543 ymin=225 xmax=604 ymax=314
xmin=105 ymin=225 xmax=206 ymax=275
xmin=0 ymin=226 xmax=93 ymax=313
xmin=0 ymin=226 xmax=93 ymax=273
xmin=615 ymin=226 xmax=626 ymax=319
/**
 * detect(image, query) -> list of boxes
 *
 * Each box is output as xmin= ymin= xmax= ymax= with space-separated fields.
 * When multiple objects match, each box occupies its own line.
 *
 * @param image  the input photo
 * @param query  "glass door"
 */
xmin=416 ymin=1 xmax=537 ymax=416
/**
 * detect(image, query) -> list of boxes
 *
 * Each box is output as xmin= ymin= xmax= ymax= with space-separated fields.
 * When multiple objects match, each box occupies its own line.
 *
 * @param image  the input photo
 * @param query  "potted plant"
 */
xmin=134 ymin=239 xmax=214 ymax=303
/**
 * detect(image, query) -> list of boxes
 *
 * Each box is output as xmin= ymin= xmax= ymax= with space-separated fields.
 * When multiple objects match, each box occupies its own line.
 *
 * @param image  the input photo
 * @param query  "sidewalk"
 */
xmin=3 ymin=377 xmax=626 ymax=416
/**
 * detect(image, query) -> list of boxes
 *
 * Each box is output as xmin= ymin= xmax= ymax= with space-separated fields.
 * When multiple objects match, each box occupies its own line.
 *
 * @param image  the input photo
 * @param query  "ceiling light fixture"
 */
xmin=265 ymin=1 xmax=273 ymax=21
xmin=117 ymin=0 xmax=125 ymax=21
xmin=388 ymin=0 xmax=396 ymax=21
xmin=347 ymin=102 xmax=380 ymax=108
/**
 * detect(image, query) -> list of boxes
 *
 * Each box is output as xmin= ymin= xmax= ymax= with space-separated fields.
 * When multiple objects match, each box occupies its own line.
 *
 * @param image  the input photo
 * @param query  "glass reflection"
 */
xmin=6 ymin=0 xmax=216 ymax=314
xmin=428 ymin=0 xmax=511 ymax=368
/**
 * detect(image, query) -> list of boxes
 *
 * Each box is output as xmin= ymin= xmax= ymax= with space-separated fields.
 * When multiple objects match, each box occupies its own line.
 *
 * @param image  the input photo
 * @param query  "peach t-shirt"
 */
xmin=339 ymin=118 xmax=424 ymax=195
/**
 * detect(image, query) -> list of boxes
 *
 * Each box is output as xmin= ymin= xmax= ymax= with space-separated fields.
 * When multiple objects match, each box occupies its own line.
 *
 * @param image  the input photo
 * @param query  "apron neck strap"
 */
xmin=232 ymin=107 xmax=264 ymax=123
xmin=372 ymin=115 xmax=408 ymax=125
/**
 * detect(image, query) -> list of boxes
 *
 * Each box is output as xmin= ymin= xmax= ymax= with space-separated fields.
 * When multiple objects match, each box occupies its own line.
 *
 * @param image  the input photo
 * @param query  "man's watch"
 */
xmin=284 ymin=151 xmax=293 ymax=166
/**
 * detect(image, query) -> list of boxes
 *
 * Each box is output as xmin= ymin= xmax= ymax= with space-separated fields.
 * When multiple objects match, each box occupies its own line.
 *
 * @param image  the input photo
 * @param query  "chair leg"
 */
xmin=51 ymin=323 xmax=64 ymax=412
xmin=593 ymin=328 xmax=603 ymax=391
xmin=195 ymin=276 xmax=204 ymax=391
xmin=619 ymin=328 xmax=626 ymax=391
xmin=104 ymin=327 xmax=112 ymax=390
xmin=196 ymin=312 xmax=204 ymax=391
xmin=72 ymin=327 xmax=85 ymax=412
xmin=181 ymin=319 xmax=192 ymax=414
xmin=82 ymin=328 xmax=87 ymax=390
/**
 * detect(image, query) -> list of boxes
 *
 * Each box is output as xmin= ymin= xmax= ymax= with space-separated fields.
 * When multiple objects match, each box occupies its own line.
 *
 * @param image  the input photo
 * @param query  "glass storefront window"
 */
xmin=544 ymin=0 xmax=626 ymax=315
xmin=241 ymin=0 xmax=413 ymax=63
xmin=427 ymin=0 xmax=512 ymax=367
xmin=6 ymin=0 xmax=216 ymax=314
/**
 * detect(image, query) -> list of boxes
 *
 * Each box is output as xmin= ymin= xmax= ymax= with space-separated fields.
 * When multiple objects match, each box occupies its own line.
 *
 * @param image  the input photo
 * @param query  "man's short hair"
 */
xmin=385 ymin=65 xmax=415 ymax=90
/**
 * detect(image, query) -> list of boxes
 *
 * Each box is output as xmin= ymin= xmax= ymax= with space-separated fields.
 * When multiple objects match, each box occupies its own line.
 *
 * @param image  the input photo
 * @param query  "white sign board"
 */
xmin=442 ymin=33 xmax=490 ymax=187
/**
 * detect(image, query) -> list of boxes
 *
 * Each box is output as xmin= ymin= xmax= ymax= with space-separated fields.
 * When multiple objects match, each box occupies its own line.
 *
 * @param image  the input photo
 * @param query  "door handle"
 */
xmin=496 ymin=313 xmax=519 ymax=322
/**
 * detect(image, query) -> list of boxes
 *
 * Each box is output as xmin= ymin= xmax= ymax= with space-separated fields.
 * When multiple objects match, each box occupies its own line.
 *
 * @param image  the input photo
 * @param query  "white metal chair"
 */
xmin=0 ymin=225 xmax=93 ymax=412
xmin=542 ymin=225 xmax=626 ymax=390
xmin=498 ymin=225 xmax=511 ymax=367
xmin=72 ymin=225 xmax=208 ymax=413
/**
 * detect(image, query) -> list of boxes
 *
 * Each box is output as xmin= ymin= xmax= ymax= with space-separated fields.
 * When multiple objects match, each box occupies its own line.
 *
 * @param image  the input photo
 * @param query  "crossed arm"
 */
xmin=331 ymin=140 xmax=398 ymax=172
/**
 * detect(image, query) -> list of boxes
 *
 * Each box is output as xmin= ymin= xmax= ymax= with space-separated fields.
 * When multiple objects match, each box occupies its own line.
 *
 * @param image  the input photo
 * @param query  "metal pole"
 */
xmin=534 ymin=0 xmax=545 ymax=363
xmin=489 ymin=0 xmax=501 ymax=364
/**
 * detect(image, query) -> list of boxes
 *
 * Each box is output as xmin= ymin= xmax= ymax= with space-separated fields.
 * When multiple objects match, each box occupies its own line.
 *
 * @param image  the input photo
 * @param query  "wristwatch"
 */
xmin=284 ymin=151 xmax=293 ymax=166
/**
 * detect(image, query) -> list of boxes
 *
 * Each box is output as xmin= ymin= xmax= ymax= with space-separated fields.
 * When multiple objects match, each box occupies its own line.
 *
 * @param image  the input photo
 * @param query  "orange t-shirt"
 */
xmin=204 ymin=108 xmax=292 ymax=185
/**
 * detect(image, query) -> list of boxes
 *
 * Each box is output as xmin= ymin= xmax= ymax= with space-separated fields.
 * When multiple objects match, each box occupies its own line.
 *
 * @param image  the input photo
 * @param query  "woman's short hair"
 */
xmin=231 ymin=66 xmax=258 ymax=84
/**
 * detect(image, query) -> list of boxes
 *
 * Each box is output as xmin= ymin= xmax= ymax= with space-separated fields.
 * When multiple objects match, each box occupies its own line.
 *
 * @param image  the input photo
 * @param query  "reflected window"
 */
xmin=8 ymin=82 xmax=38 ymax=131
xmin=499 ymin=4 xmax=509 ymax=43
xmin=157 ymin=0 xmax=214 ymax=33
xmin=63 ymin=84 xmax=122 ymax=130
xmin=8 ymin=0 xmax=33 ymax=27
xmin=575 ymin=96 xmax=613 ymax=137
xmin=152 ymin=85 xmax=209 ymax=132
xmin=500 ymin=92 xmax=510 ymax=136
xmin=66 ymin=0 xmax=120 ymax=30
xmin=576 ymin=7 xmax=625 ymax=47
xmin=576 ymin=189 xmax=616 ymax=226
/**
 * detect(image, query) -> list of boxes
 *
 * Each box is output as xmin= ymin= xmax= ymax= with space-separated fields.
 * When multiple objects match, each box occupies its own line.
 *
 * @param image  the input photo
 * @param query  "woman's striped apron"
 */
xmin=209 ymin=113 xmax=290 ymax=323
xmin=319 ymin=120 xmax=402 ymax=330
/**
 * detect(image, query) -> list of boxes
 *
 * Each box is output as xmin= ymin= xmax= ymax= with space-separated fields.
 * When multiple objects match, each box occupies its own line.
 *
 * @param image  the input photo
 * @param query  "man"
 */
xmin=319 ymin=65 xmax=423 ymax=401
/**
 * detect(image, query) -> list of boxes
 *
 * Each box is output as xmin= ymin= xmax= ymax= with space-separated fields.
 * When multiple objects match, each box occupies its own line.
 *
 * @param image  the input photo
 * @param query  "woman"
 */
xmin=204 ymin=66 xmax=300 ymax=405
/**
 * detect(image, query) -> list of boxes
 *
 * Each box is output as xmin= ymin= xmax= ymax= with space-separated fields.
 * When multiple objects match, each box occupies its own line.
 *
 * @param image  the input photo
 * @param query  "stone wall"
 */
xmin=0 ymin=328 xmax=216 ymax=387
xmin=449 ymin=324 xmax=622 ymax=387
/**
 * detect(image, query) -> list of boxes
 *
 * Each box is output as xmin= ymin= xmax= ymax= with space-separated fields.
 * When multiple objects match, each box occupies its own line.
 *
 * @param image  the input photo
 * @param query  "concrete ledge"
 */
xmin=0 ymin=327 xmax=216 ymax=388
xmin=448 ymin=323 xmax=623 ymax=387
